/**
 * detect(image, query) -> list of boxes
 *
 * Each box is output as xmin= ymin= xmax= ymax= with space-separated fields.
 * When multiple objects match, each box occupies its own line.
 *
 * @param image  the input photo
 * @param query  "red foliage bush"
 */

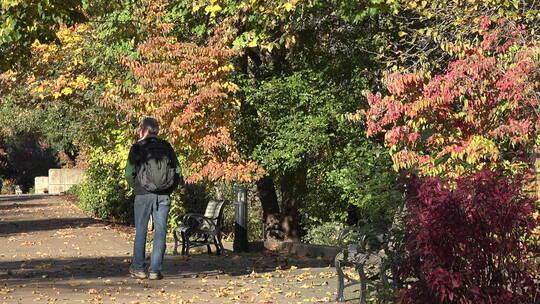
xmin=396 ymin=169 xmax=539 ymax=304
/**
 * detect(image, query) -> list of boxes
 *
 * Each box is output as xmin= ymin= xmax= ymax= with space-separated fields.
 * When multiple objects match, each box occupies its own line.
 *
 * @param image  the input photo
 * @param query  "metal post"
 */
xmin=233 ymin=186 xmax=249 ymax=252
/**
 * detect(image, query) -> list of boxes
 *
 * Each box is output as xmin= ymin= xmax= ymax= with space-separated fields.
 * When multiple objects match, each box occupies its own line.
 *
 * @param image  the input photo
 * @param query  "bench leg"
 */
xmin=205 ymin=235 xmax=212 ymax=254
xmin=181 ymin=232 xmax=189 ymax=256
xmin=173 ymin=230 xmax=179 ymax=255
xmin=357 ymin=265 xmax=367 ymax=304
xmin=214 ymin=234 xmax=223 ymax=255
xmin=335 ymin=257 xmax=345 ymax=302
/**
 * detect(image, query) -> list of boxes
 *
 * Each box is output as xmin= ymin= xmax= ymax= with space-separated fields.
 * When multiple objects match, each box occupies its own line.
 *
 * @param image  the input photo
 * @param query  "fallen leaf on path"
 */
xmin=35 ymin=263 xmax=53 ymax=269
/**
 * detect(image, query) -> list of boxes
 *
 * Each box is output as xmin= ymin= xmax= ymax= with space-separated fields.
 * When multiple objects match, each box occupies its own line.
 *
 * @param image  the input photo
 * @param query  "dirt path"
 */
xmin=0 ymin=195 xmax=358 ymax=304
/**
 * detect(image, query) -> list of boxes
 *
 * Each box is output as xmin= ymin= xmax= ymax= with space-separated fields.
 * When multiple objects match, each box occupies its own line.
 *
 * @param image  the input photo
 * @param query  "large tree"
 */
xmin=162 ymin=0 xmax=403 ymax=240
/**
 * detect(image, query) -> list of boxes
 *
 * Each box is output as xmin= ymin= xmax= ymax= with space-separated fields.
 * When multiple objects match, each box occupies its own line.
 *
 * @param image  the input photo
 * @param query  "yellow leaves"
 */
xmin=284 ymin=35 xmax=297 ymax=48
xmin=218 ymin=63 xmax=234 ymax=73
xmin=285 ymin=291 xmax=300 ymax=298
xmin=205 ymin=4 xmax=222 ymax=16
xmin=31 ymin=39 xmax=42 ymax=48
xmin=192 ymin=3 xmax=203 ymax=12
xmin=75 ymin=24 xmax=90 ymax=33
xmin=0 ymin=287 xmax=14 ymax=295
xmin=223 ymin=81 xmax=239 ymax=93
xmin=42 ymin=52 xmax=51 ymax=63
xmin=265 ymin=41 xmax=279 ymax=52
xmin=61 ymin=87 xmax=73 ymax=96
xmin=1 ymin=0 xmax=21 ymax=9
xmin=73 ymin=74 xmax=90 ymax=89
xmin=247 ymin=37 xmax=259 ymax=47
xmin=20 ymin=241 xmax=37 ymax=246
xmin=134 ymin=85 xmax=145 ymax=94
xmin=283 ymin=2 xmax=294 ymax=11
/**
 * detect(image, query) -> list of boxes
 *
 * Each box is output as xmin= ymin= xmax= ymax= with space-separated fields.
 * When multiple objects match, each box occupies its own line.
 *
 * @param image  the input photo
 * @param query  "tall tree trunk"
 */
xmin=279 ymin=166 xmax=308 ymax=242
xmin=256 ymin=175 xmax=283 ymax=241
xmin=346 ymin=204 xmax=359 ymax=226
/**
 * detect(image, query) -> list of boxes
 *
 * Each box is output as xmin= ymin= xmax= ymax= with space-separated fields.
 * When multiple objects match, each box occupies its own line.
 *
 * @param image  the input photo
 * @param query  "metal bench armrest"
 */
xmin=182 ymin=213 xmax=218 ymax=231
xmin=337 ymin=226 xmax=386 ymax=253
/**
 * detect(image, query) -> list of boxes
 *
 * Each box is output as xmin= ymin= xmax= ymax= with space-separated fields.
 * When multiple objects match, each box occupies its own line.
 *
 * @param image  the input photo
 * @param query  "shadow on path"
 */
xmin=0 ymin=195 xmax=52 ymax=203
xmin=1 ymin=253 xmax=331 ymax=287
xmin=0 ymin=203 xmax=54 ymax=211
xmin=1 ymin=256 xmax=132 ymax=283
xmin=0 ymin=217 xmax=101 ymax=235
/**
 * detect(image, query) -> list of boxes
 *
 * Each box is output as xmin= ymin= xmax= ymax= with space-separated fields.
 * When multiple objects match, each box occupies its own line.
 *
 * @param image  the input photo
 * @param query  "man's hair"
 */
xmin=139 ymin=117 xmax=159 ymax=135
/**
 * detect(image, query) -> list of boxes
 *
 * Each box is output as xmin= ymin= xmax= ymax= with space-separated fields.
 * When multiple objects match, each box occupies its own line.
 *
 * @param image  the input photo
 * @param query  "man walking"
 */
xmin=125 ymin=117 xmax=182 ymax=280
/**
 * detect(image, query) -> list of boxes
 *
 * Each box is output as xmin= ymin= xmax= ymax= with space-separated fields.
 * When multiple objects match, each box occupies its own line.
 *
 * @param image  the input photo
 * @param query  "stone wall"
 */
xmin=34 ymin=176 xmax=49 ymax=194
xmin=47 ymin=169 xmax=85 ymax=194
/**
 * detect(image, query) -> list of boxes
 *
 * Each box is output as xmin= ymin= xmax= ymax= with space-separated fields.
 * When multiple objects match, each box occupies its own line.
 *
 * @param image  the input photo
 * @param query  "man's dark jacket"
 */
xmin=124 ymin=135 xmax=182 ymax=196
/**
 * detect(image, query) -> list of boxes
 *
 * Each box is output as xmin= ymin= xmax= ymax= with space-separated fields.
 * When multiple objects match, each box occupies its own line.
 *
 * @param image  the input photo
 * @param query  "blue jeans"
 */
xmin=132 ymin=194 xmax=170 ymax=273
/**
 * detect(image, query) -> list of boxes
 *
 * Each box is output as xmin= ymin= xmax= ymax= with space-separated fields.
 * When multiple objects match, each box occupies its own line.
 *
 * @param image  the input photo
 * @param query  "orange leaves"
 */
xmin=123 ymin=19 xmax=264 ymax=182
xmin=384 ymin=72 xmax=425 ymax=96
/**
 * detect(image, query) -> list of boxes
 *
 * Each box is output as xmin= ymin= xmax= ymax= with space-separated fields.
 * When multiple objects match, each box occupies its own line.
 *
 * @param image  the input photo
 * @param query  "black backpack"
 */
xmin=136 ymin=138 xmax=176 ymax=192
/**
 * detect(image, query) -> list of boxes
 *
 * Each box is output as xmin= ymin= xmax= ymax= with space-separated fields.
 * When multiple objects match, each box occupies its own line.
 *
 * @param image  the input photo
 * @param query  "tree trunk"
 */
xmin=346 ymin=204 xmax=359 ymax=226
xmin=279 ymin=167 xmax=308 ymax=242
xmin=256 ymin=175 xmax=284 ymax=241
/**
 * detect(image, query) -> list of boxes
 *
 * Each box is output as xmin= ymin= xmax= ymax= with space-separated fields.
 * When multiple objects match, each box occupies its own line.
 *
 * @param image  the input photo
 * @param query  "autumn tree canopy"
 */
xmin=365 ymin=20 xmax=540 ymax=177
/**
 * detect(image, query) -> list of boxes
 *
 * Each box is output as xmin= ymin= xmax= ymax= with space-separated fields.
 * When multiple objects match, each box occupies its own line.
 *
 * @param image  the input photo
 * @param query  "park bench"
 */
xmin=172 ymin=199 xmax=228 ymax=256
xmin=334 ymin=220 xmax=404 ymax=304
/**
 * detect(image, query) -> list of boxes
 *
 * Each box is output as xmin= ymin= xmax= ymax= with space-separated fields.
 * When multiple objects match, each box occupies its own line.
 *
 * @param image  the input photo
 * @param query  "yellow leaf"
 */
xmin=61 ymin=87 xmax=73 ymax=95
xmin=35 ymin=263 xmax=52 ymax=269
xmin=247 ymin=38 xmax=258 ymax=48
xmin=283 ymin=2 xmax=294 ymax=11
xmin=205 ymin=4 xmax=222 ymax=14
xmin=192 ymin=4 xmax=202 ymax=12
xmin=1 ymin=0 xmax=21 ymax=9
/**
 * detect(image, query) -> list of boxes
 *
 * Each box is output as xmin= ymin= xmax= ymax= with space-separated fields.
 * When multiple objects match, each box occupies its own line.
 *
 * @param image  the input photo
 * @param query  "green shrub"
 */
xmin=64 ymin=184 xmax=80 ymax=195
xmin=77 ymin=163 xmax=133 ymax=223
xmin=302 ymin=221 xmax=348 ymax=246
xmin=167 ymin=189 xmax=188 ymax=231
